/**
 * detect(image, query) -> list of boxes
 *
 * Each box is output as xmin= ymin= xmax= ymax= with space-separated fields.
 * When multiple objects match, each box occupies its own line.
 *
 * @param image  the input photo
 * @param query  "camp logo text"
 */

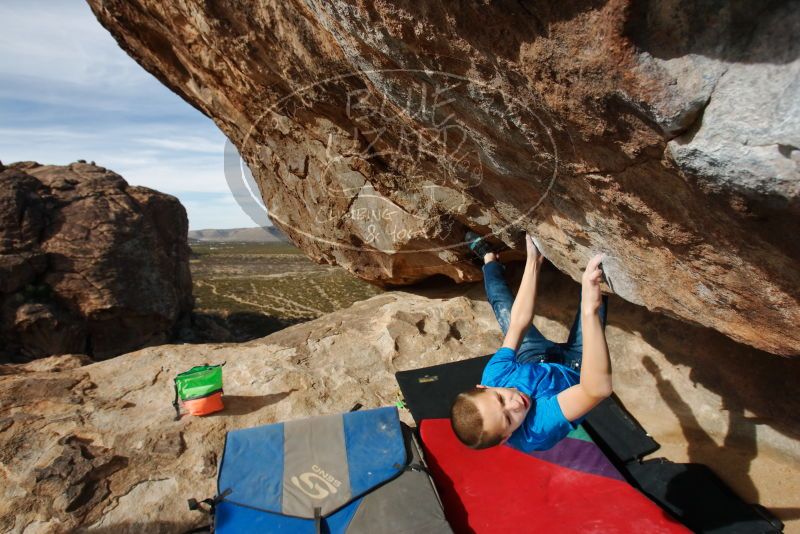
xmin=290 ymin=464 xmax=342 ymax=500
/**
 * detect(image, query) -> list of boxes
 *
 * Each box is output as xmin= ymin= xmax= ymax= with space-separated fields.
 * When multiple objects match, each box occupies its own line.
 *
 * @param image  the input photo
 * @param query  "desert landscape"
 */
xmin=185 ymin=240 xmax=383 ymax=341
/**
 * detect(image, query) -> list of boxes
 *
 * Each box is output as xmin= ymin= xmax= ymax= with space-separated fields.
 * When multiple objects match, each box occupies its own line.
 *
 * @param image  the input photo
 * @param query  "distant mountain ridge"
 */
xmin=188 ymin=226 xmax=288 ymax=243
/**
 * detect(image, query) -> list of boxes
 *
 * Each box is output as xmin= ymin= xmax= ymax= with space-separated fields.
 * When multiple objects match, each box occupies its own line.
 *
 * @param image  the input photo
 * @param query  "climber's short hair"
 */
xmin=450 ymin=387 xmax=504 ymax=449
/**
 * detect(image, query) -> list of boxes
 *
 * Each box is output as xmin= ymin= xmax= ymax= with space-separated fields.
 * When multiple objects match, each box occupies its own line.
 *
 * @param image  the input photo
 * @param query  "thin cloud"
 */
xmin=136 ymin=137 xmax=222 ymax=154
xmin=0 ymin=127 xmax=97 ymax=141
xmin=0 ymin=1 xmax=259 ymax=230
xmin=0 ymin=2 xmax=148 ymax=90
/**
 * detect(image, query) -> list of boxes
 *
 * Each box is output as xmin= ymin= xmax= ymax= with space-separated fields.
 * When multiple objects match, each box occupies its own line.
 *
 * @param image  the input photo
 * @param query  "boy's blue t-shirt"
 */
xmin=481 ymin=346 xmax=583 ymax=452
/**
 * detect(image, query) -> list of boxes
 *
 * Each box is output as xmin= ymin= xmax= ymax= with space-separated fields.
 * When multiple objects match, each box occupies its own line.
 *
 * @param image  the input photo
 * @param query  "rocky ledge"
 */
xmin=2 ymin=269 xmax=798 ymax=533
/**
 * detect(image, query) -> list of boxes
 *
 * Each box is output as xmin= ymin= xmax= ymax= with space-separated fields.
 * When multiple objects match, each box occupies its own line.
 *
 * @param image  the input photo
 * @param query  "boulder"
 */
xmin=1 ymin=272 xmax=798 ymax=533
xmin=85 ymin=0 xmax=799 ymax=355
xmin=0 ymin=162 xmax=193 ymax=360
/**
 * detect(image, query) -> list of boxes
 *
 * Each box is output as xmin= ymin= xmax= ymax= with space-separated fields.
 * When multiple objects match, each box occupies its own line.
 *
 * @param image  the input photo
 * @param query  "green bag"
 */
xmin=172 ymin=363 xmax=225 ymax=420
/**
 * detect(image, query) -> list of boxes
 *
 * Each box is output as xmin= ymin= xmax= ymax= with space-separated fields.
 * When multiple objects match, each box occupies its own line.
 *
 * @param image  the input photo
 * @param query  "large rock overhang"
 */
xmin=86 ymin=0 xmax=799 ymax=355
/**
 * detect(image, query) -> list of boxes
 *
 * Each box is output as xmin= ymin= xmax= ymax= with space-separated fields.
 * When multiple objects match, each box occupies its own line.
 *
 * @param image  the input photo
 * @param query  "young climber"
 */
xmin=450 ymin=231 xmax=611 ymax=451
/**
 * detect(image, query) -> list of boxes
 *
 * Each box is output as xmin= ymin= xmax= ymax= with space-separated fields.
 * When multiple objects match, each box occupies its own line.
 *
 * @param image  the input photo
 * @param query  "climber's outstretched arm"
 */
xmin=501 ymin=234 xmax=545 ymax=352
xmin=557 ymin=254 xmax=612 ymax=421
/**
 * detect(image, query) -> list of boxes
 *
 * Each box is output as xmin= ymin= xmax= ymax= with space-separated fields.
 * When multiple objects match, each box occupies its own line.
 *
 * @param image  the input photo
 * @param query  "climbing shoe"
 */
xmin=465 ymin=230 xmax=495 ymax=262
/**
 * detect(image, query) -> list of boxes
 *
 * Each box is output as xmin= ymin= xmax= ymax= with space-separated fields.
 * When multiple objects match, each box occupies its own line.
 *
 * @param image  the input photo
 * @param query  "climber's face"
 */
xmin=472 ymin=385 xmax=531 ymax=441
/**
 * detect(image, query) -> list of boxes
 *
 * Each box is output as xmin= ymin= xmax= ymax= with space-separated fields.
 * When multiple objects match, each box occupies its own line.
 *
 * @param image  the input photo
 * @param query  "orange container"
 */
xmin=183 ymin=391 xmax=225 ymax=416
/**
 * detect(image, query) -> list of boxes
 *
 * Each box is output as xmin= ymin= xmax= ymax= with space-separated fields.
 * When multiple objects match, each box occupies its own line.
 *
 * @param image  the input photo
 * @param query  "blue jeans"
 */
xmin=483 ymin=261 xmax=608 ymax=372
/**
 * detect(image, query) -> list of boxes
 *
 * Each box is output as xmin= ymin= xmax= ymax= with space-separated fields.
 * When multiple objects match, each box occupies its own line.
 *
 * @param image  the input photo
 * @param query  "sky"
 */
xmin=0 ymin=1 xmax=265 ymax=230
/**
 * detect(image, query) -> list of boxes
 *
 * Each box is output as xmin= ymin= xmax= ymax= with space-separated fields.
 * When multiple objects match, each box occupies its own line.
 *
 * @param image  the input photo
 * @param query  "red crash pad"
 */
xmin=420 ymin=419 xmax=691 ymax=534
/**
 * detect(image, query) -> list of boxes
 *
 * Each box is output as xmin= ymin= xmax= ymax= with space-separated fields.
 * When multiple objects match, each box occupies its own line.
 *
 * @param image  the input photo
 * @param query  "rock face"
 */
xmin=0 ymin=162 xmax=193 ymax=360
xmin=86 ymin=0 xmax=799 ymax=355
xmin=5 ymin=9 xmax=797 ymax=533
xmin=84 ymin=0 xmax=800 ymax=355
xmin=1 ymin=275 xmax=798 ymax=533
